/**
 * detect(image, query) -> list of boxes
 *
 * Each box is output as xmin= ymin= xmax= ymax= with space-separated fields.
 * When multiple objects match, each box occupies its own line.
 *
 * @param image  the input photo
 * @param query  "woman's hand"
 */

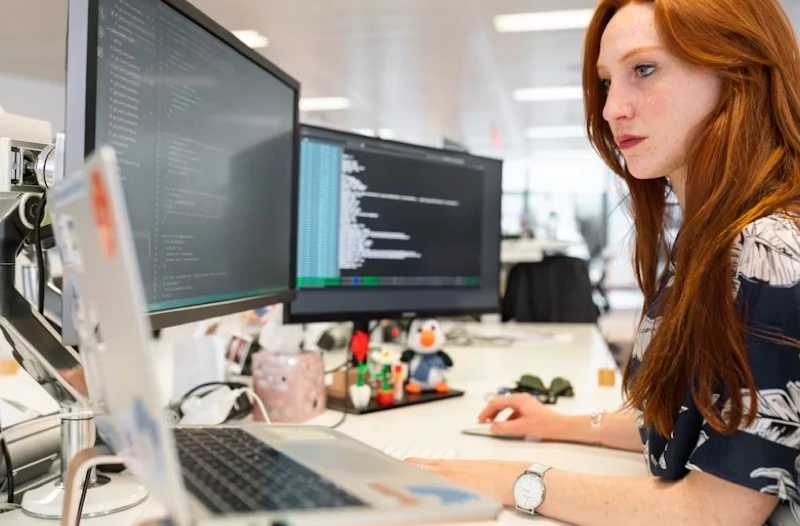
xmin=404 ymin=458 xmax=529 ymax=507
xmin=478 ymin=393 xmax=566 ymax=440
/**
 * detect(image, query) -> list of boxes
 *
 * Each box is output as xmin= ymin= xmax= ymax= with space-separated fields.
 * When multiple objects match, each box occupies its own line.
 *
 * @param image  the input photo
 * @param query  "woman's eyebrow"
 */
xmin=597 ymin=45 xmax=663 ymax=74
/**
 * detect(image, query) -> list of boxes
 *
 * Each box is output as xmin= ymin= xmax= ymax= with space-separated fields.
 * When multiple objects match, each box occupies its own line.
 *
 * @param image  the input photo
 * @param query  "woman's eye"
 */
xmin=600 ymin=79 xmax=611 ymax=92
xmin=634 ymin=64 xmax=656 ymax=77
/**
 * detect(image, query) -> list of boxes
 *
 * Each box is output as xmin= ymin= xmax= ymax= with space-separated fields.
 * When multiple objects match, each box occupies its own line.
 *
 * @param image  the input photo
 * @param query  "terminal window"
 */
xmin=297 ymin=136 xmax=484 ymax=289
xmin=93 ymin=0 xmax=295 ymax=311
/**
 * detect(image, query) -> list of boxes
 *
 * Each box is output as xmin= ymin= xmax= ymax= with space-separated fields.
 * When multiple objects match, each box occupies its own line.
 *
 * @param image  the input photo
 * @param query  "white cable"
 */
xmin=237 ymin=388 xmax=271 ymax=425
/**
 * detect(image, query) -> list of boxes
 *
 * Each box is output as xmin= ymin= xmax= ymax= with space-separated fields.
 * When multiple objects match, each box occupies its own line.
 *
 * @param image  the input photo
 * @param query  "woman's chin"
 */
xmin=626 ymin=164 xmax=664 ymax=181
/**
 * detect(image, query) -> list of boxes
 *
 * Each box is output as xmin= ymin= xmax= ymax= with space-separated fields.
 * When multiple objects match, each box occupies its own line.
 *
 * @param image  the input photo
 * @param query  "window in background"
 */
xmin=524 ymin=192 xmax=606 ymax=260
xmin=501 ymin=192 xmax=527 ymax=236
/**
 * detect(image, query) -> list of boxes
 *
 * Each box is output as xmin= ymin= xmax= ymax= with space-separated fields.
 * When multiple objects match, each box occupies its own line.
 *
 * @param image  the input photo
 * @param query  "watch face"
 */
xmin=514 ymin=473 xmax=545 ymax=511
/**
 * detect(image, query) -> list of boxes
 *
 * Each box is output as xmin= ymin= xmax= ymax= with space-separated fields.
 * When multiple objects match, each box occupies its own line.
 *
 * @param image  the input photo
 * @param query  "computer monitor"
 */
xmin=286 ymin=125 xmax=503 ymax=324
xmin=63 ymin=0 xmax=299 ymax=344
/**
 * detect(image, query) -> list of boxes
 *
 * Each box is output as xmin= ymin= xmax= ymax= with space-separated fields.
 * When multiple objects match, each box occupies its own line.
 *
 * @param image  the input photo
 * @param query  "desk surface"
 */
xmin=0 ymin=323 xmax=647 ymax=526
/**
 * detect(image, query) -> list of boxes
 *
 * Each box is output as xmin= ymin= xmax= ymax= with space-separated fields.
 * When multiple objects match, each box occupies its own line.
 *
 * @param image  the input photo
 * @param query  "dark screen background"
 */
xmin=341 ymin=148 xmax=483 ymax=279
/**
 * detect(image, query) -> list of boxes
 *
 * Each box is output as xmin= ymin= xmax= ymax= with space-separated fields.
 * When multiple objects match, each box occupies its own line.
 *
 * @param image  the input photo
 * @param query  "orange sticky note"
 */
xmin=598 ymin=368 xmax=616 ymax=387
xmin=0 ymin=359 xmax=19 ymax=376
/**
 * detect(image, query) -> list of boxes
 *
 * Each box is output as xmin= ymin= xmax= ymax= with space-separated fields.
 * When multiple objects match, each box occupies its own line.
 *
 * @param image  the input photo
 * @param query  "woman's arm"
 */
xmin=556 ymin=411 xmax=643 ymax=452
xmin=406 ymin=459 xmax=779 ymax=525
xmin=479 ymin=394 xmax=642 ymax=452
xmin=539 ymin=469 xmax=777 ymax=525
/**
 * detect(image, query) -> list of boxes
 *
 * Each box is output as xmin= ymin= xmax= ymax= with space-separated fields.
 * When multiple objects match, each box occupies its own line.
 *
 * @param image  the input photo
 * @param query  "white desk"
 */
xmin=0 ymin=323 xmax=647 ymax=525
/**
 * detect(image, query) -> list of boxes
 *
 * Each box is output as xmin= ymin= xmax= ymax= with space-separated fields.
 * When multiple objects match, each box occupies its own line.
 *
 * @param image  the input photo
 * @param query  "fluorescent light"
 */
xmin=352 ymin=128 xmax=376 ymax=137
xmin=232 ymin=30 xmax=269 ymax=49
xmin=514 ymin=86 xmax=583 ymax=102
xmin=526 ymin=126 xmax=586 ymax=139
xmin=299 ymin=97 xmax=351 ymax=112
xmin=378 ymin=128 xmax=395 ymax=139
xmin=494 ymin=9 xmax=595 ymax=33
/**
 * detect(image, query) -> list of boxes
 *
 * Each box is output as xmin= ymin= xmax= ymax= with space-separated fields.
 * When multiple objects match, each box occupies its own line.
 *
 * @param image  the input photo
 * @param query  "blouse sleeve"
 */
xmin=686 ymin=216 xmax=800 ymax=505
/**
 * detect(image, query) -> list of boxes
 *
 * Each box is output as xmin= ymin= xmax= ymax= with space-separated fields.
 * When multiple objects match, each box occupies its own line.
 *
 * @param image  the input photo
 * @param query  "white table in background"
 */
xmin=501 ymin=240 xmax=572 ymax=264
xmin=0 ymin=323 xmax=647 ymax=525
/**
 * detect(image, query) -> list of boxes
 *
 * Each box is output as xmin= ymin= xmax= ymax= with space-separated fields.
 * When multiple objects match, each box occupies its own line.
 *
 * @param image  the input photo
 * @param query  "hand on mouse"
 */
xmin=478 ymin=393 xmax=566 ymax=440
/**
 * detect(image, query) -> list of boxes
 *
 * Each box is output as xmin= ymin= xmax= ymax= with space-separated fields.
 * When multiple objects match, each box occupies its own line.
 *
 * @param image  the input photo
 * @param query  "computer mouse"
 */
xmin=461 ymin=422 xmax=527 ymax=440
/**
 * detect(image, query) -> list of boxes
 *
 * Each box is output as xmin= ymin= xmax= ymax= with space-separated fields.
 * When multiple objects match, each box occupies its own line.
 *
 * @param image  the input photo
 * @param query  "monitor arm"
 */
xmin=0 ymin=190 xmax=147 ymax=518
xmin=0 ymin=191 xmax=84 ymax=407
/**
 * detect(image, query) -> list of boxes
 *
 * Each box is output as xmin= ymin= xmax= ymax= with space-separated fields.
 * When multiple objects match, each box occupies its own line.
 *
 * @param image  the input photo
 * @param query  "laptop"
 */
xmin=48 ymin=146 xmax=502 ymax=526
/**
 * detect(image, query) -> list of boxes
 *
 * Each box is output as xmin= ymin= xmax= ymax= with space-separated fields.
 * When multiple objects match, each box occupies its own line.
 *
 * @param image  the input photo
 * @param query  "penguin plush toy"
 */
xmin=401 ymin=319 xmax=453 ymax=394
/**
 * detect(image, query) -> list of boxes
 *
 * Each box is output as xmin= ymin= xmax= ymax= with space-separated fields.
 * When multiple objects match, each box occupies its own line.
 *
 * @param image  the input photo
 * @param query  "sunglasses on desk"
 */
xmin=494 ymin=375 xmax=575 ymax=405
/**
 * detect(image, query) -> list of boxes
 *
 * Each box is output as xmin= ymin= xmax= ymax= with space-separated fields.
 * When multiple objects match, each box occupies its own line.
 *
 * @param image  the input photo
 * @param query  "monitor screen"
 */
xmin=286 ymin=125 xmax=502 ymax=323
xmin=65 ymin=0 xmax=299 ymax=335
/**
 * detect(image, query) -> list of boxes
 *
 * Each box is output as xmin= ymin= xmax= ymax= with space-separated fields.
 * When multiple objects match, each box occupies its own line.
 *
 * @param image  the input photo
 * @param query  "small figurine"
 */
xmin=393 ymin=364 xmax=405 ymax=401
xmin=349 ymin=363 xmax=371 ymax=409
xmin=373 ymin=361 xmax=395 ymax=406
xmin=401 ymin=319 xmax=453 ymax=394
xmin=374 ymin=368 xmax=395 ymax=406
xmin=348 ymin=329 xmax=374 ymax=409
xmin=350 ymin=330 xmax=370 ymax=366
xmin=367 ymin=346 xmax=399 ymax=387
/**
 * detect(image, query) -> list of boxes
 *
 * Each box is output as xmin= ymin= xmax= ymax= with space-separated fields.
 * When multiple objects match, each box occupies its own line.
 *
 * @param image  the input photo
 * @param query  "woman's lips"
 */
xmin=617 ymin=135 xmax=646 ymax=150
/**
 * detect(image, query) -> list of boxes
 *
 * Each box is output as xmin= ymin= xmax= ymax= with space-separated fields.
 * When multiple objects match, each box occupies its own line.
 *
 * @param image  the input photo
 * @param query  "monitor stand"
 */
xmin=20 ymin=408 xmax=147 ymax=520
xmin=325 ymin=319 xmax=465 ymax=415
xmin=0 ymin=192 xmax=147 ymax=518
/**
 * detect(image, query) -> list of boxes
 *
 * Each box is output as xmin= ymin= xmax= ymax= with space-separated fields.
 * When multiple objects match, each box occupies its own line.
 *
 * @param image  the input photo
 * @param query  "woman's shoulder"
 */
xmin=733 ymin=211 xmax=800 ymax=287
xmin=737 ymin=211 xmax=800 ymax=250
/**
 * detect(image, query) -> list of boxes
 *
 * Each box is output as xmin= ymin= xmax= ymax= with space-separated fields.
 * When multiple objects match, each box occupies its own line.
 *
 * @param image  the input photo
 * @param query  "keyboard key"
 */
xmin=174 ymin=428 xmax=366 ymax=514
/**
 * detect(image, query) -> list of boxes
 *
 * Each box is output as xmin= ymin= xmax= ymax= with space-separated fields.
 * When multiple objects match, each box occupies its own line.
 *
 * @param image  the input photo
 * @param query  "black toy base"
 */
xmin=327 ymin=388 xmax=465 ymax=415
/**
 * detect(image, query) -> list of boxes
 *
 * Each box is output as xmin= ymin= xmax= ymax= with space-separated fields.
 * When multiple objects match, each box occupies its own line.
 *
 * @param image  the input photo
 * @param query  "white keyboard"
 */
xmin=382 ymin=444 xmax=460 ymax=460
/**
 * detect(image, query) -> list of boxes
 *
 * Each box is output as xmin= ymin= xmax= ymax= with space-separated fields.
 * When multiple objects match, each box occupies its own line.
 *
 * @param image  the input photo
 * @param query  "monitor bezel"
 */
xmin=65 ymin=0 xmax=300 ymax=336
xmin=284 ymin=124 xmax=502 ymax=324
xmin=286 ymin=305 xmax=499 ymax=325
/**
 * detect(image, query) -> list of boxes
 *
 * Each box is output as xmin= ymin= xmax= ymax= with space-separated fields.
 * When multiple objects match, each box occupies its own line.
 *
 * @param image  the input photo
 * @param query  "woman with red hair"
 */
xmin=408 ymin=0 xmax=800 ymax=523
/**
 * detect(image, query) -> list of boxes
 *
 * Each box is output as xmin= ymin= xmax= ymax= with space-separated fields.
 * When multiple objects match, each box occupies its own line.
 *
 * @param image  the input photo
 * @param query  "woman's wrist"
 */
xmin=501 ymin=463 xmax=557 ymax=510
xmin=558 ymin=414 xmax=603 ymax=445
xmin=537 ymin=413 xmax=571 ymax=441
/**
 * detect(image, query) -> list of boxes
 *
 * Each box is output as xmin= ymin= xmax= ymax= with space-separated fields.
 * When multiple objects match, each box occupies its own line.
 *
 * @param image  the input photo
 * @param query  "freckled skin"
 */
xmin=597 ymin=3 xmax=722 ymax=198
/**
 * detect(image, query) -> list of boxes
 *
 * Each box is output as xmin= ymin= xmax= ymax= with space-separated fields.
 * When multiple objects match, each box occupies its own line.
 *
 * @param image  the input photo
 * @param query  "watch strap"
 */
xmin=526 ymin=462 xmax=551 ymax=478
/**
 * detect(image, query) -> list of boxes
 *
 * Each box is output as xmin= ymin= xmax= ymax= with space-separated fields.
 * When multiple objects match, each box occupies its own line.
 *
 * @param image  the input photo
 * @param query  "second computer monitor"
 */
xmin=286 ymin=125 xmax=502 ymax=323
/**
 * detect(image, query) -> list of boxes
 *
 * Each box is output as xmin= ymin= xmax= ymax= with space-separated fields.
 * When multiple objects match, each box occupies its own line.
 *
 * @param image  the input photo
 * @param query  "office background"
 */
xmin=3 ymin=0 xmax=800 ymax=311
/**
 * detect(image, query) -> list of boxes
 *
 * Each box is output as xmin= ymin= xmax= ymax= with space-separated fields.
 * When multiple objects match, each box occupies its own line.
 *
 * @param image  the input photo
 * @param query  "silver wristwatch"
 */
xmin=513 ymin=463 xmax=551 ymax=515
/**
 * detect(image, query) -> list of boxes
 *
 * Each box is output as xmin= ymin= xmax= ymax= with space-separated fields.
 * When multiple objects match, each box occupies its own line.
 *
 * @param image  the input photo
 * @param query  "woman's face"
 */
xmin=596 ymin=2 xmax=722 ymax=181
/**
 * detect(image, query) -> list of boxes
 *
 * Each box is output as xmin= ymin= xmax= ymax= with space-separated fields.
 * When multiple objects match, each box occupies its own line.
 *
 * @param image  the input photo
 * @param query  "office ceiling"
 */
xmin=2 ymin=0 xmax=800 ymax=161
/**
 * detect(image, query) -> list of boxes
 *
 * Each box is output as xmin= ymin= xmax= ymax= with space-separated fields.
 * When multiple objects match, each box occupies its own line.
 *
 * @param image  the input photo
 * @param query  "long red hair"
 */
xmin=583 ymin=0 xmax=800 ymax=437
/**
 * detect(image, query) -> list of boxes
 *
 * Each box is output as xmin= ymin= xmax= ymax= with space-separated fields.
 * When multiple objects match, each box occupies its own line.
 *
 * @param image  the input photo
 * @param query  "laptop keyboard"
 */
xmin=173 ymin=427 xmax=367 ymax=514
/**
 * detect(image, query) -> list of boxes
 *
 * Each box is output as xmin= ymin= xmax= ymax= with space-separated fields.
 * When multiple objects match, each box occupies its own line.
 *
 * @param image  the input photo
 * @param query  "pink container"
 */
xmin=250 ymin=350 xmax=327 ymax=423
